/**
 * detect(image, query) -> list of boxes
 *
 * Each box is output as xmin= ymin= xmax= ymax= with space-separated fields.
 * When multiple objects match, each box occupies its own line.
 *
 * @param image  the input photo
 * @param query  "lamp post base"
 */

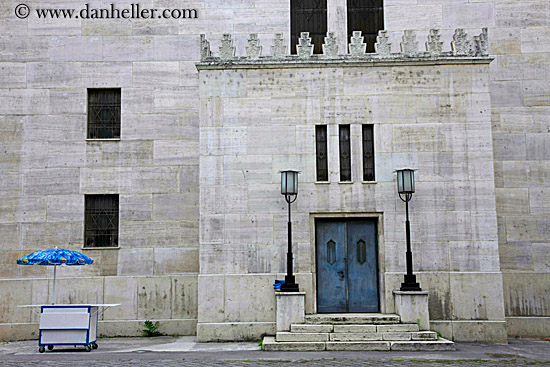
xmin=280 ymin=275 xmax=300 ymax=292
xmin=400 ymin=274 xmax=422 ymax=292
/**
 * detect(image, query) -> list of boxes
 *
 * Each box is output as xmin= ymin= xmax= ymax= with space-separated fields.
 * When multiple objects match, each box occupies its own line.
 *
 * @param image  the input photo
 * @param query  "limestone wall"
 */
xmin=197 ymin=38 xmax=505 ymax=341
xmin=375 ymin=0 xmax=550 ymax=341
xmin=0 ymin=0 xmax=290 ymax=341
xmin=308 ymin=0 xmax=550 ymax=341
xmin=0 ymin=0 xmax=548 ymax=342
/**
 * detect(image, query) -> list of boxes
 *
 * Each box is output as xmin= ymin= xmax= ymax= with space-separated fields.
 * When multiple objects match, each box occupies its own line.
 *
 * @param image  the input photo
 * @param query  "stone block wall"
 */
xmin=197 ymin=43 xmax=505 ymax=341
xmin=377 ymin=0 xmax=550 ymax=341
xmin=0 ymin=0 xmax=290 ymax=341
xmin=0 ymin=0 xmax=548 ymax=342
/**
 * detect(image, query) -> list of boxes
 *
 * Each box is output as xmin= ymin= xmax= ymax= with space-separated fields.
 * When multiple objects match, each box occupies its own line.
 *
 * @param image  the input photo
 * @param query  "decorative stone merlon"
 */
xmin=246 ymin=33 xmax=262 ymax=59
xmin=219 ymin=34 xmax=235 ymax=60
xmin=375 ymin=30 xmax=392 ymax=57
xmin=198 ymin=28 xmax=492 ymax=64
xmin=271 ymin=33 xmax=286 ymax=58
xmin=322 ymin=32 xmax=338 ymax=57
xmin=426 ymin=29 xmax=443 ymax=56
xmin=400 ymin=30 xmax=418 ymax=56
xmin=475 ymin=28 xmax=489 ymax=56
xmin=349 ymin=31 xmax=366 ymax=57
xmin=452 ymin=28 xmax=470 ymax=56
xmin=200 ymin=34 xmax=211 ymax=60
xmin=297 ymin=32 xmax=314 ymax=58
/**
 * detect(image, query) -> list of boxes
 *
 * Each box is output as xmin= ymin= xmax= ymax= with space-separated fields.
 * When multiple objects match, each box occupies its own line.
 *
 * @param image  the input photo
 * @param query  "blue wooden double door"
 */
xmin=316 ymin=219 xmax=379 ymax=313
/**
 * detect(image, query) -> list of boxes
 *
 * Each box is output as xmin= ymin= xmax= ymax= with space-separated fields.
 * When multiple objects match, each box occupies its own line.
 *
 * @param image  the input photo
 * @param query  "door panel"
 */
xmin=347 ymin=221 xmax=379 ymax=312
xmin=316 ymin=219 xmax=379 ymax=313
xmin=316 ymin=221 xmax=347 ymax=313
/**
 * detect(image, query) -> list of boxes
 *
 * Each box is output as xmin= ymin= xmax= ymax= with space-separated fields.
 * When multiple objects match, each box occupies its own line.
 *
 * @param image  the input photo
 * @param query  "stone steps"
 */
xmin=263 ymin=336 xmax=455 ymax=351
xmin=304 ymin=313 xmax=401 ymax=325
xmin=276 ymin=329 xmax=437 ymax=342
xmin=263 ymin=313 xmax=455 ymax=351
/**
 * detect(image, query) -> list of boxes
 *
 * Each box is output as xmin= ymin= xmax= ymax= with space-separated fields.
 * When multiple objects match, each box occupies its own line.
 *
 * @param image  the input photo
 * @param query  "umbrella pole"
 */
xmin=52 ymin=265 xmax=56 ymax=305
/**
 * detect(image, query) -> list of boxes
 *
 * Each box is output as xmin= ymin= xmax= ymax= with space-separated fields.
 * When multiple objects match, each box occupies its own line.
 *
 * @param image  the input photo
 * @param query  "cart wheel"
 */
xmin=92 ymin=343 xmax=98 ymax=349
xmin=85 ymin=345 xmax=92 ymax=352
xmin=47 ymin=345 xmax=54 ymax=351
xmin=39 ymin=346 xmax=45 ymax=353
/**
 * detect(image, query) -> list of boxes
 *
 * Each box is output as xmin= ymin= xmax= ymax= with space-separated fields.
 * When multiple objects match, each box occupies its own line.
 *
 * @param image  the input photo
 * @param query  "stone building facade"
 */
xmin=0 ymin=0 xmax=548 ymax=343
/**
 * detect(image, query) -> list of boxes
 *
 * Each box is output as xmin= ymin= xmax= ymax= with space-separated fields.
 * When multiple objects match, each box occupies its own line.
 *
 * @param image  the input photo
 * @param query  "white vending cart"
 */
xmin=19 ymin=304 xmax=119 ymax=353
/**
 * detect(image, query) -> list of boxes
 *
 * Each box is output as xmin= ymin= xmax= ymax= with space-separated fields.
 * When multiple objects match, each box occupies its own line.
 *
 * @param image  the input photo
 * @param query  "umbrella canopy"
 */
xmin=17 ymin=248 xmax=94 ymax=304
xmin=17 ymin=248 xmax=94 ymax=266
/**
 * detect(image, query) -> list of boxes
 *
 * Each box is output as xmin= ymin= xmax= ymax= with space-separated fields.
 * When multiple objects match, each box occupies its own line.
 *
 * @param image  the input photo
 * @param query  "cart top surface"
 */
xmin=18 ymin=304 xmax=120 ymax=308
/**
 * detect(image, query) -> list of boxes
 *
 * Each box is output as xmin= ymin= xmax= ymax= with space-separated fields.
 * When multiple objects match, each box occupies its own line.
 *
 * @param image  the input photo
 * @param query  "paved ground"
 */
xmin=0 ymin=337 xmax=549 ymax=366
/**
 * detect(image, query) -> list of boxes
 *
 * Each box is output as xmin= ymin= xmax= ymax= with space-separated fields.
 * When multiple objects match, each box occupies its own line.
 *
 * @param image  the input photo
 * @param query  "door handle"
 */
xmin=337 ymin=271 xmax=345 ymax=281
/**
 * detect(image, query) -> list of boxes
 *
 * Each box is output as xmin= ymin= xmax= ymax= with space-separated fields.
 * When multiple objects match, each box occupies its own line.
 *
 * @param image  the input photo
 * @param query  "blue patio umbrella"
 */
xmin=17 ymin=247 xmax=94 ymax=304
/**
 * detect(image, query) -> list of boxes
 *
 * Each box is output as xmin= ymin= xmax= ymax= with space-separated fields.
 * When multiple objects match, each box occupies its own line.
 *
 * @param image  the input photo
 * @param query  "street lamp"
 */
xmin=396 ymin=168 xmax=422 ymax=291
xmin=280 ymin=170 xmax=300 ymax=292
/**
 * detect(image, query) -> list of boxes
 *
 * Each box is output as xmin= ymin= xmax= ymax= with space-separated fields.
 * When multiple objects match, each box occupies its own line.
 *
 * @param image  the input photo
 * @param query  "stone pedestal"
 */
xmin=393 ymin=291 xmax=430 ymax=331
xmin=275 ymin=292 xmax=306 ymax=332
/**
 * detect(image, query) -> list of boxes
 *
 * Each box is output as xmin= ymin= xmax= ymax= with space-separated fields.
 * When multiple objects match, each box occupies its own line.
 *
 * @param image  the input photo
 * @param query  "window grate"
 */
xmin=316 ymin=125 xmax=329 ymax=181
xmin=87 ymin=89 xmax=121 ymax=139
xmin=347 ymin=0 xmax=384 ymax=53
xmin=291 ymin=0 xmax=327 ymax=55
xmin=339 ymin=125 xmax=351 ymax=181
xmin=85 ymin=195 xmax=119 ymax=248
xmin=362 ymin=124 xmax=375 ymax=181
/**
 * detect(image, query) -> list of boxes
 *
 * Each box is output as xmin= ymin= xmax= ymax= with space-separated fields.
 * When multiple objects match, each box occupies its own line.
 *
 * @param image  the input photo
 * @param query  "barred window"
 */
xmin=316 ymin=125 xmax=328 ymax=181
xmin=347 ymin=0 xmax=384 ymax=53
xmin=85 ymin=195 xmax=119 ymax=248
xmin=339 ymin=125 xmax=351 ymax=181
xmin=87 ymin=88 xmax=121 ymax=139
xmin=291 ymin=0 xmax=327 ymax=55
xmin=362 ymin=124 xmax=375 ymax=181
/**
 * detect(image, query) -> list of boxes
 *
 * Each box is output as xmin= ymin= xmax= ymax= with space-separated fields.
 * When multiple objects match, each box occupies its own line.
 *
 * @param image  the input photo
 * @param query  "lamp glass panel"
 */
xmin=281 ymin=171 xmax=287 ymax=194
xmin=397 ymin=170 xmax=404 ymax=193
xmin=281 ymin=170 xmax=299 ymax=195
xmin=403 ymin=170 xmax=414 ymax=193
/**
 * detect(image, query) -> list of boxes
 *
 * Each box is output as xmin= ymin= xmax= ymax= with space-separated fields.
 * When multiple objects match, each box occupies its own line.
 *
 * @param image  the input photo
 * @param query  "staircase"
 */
xmin=263 ymin=314 xmax=454 ymax=351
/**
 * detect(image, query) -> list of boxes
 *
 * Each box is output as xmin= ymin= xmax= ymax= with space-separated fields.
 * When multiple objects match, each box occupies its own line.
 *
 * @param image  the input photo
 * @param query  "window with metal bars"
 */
xmin=87 ymin=88 xmax=121 ymax=139
xmin=85 ymin=195 xmax=119 ymax=248
xmin=347 ymin=0 xmax=384 ymax=53
xmin=362 ymin=124 xmax=375 ymax=181
xmin=316 ymin=125 xmax=329 ymax=181
xmin=339 ymin=125 xmax=351 ymax=181
xmin=291 ymin=0 xmax=327 ymax=55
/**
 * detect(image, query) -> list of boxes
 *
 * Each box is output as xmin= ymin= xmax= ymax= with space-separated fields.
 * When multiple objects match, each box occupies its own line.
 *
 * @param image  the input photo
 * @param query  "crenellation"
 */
xmin=400 ymin=30 xmax=418 ymax=57
xmin=270 ymin=33 xmax=287 ymax=58
xmin=245 ymin=34 xmax=262 ymax=59
xmin=198 ymin=28 xmax=490 ymax=64
xmin=349 ymin=31 xmax=367 ymax=57
xmin=219 ymin=34 xmax=236 ymax=60
xmin=451 ymin=28 xmax=471 ymax=56
xmin=322 ymin=32 xmax=339 ymax=57
xmin=297 ymin=32 xmax=314 ymax=58
xmin=426 ymin=29 xmax=443 ymax=56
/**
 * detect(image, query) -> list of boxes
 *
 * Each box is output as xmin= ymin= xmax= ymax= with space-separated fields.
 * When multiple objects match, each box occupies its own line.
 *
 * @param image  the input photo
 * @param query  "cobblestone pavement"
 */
xmin=1 ymin=358 xmax=550 ymax=367
xmin=1 ymin=339 xmax=549 ymax=366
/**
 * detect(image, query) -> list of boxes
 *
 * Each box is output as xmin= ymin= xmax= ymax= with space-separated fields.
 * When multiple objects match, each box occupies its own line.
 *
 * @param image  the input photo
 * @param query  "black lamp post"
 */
xmin=396 ymin=168 xmax=422 ymax=292
xmin=280 ymin=170 xmax=300 ymax=292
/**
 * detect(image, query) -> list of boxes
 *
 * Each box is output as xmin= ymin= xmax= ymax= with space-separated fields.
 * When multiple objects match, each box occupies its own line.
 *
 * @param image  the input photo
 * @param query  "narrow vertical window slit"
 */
xmin=316 ymin=125 xmax=328 ymax=181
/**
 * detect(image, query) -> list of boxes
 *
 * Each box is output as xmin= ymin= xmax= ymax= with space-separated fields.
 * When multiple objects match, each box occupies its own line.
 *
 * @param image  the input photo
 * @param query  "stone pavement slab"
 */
xmin=0 ymin=338 xmax=548 ymax=366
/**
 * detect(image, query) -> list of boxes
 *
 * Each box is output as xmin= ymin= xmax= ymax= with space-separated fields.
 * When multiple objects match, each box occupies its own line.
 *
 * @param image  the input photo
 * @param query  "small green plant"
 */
xmin=258 ymin=339 xmax=263 ymax=347
xmin=142 ymin=320 xmax=161 ymax=337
